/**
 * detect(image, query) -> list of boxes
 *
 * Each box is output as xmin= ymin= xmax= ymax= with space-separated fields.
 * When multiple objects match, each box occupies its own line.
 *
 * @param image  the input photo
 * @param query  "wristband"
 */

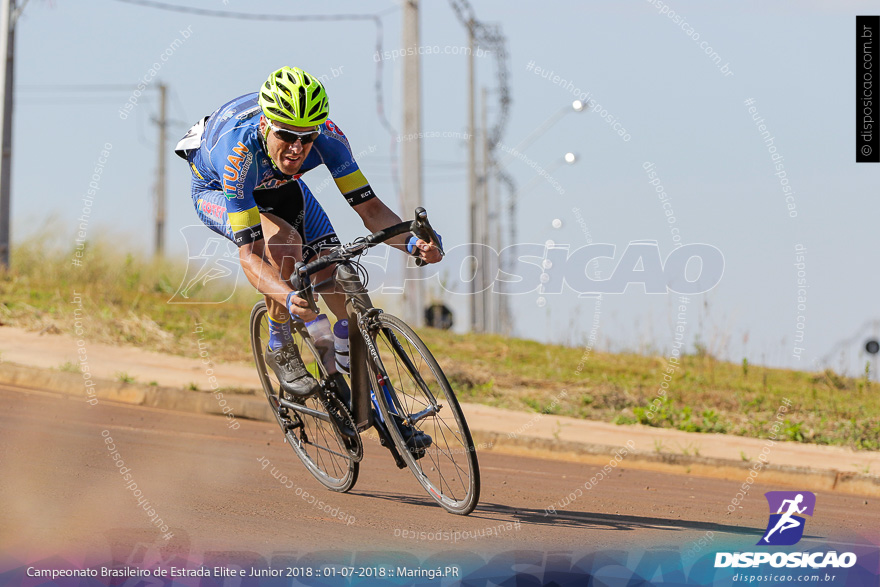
xmin=406 ymin=235 xmax=419 ymax=255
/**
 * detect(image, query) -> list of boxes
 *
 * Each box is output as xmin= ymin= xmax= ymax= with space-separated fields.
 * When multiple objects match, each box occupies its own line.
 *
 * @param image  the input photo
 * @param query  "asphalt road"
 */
xmin=2 ymin=383 xmax=877 ymax=568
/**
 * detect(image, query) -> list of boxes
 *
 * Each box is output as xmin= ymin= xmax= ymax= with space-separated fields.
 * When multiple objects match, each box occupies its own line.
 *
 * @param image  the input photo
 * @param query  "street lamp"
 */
xmin=491 ymin=101 xmax=586 ymax=335
xmin=494 ymin=100 xmax=586 ymax=260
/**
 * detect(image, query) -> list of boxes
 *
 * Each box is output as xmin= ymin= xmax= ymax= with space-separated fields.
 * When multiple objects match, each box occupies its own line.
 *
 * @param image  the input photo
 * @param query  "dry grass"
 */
xmin=3 ymin=231 xmax=879 ymax=449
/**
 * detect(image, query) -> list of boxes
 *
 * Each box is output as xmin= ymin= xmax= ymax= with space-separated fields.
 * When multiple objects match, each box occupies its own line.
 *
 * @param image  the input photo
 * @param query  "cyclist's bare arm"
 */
xmin=238 ymin=240 xmax=316 ymax=320
xmin=354 ymin=198 xmax=441 ymax=264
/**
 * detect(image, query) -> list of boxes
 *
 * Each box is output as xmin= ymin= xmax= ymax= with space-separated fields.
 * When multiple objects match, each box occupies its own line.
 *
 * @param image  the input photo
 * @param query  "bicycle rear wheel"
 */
xmin=366 ymin=313 xmax=480 ymax=515
xmin=250 ymin=301 xmax=358 ymax=492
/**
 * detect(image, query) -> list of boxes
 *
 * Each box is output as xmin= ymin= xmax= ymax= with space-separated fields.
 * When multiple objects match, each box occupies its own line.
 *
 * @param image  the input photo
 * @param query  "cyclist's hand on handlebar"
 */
xmin=286 ymin=290 xmax=318 ymax=322
xmin=407 ymin=232 xmax=444 ymax=264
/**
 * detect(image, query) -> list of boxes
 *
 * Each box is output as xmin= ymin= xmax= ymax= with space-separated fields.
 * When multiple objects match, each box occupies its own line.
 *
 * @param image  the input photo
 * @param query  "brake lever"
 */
xmin=412 ymin=207 xmax=445 ymax=267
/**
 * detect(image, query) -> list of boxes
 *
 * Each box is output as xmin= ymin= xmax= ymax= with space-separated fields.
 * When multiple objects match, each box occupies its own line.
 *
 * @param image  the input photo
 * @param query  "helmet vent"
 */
xmin=298 ymin=86 xmax=307 ymax=118
xmin=277 ymin=94 xmax=294 ymax=114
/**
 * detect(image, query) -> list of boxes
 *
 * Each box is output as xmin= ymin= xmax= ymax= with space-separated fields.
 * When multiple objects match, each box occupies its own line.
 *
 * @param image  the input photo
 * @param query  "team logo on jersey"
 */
xmin=197 ymin=198 xmax=225 ymax=220
xmin=325 ymin=119 xmax=344 ymax=137
xmin=222 ymin=141 xmax=250 ymax=197
xmin=323 ymin=119 xmax=350 ymax=150
xmin=257 ymin=177 xmax=298 ymax=190
xmin=759 ymin=491 xmax=816 ymax=546
xmin=236 ymin=106 xmax=261 ymax=120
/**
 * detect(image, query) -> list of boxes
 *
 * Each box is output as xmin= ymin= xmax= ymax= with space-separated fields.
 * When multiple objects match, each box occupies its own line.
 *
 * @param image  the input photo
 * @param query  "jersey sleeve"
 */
xmin=317 ymin=119 xmax=377 ymax=207
xmin=210 ymin=136 xmax=263 ymax=246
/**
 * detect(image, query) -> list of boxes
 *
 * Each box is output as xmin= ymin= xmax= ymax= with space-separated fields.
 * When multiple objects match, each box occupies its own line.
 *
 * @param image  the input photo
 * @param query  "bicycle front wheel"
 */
xmin=249 ymin=301 xmax=358 ymax=493
xmin=366 ymin=313 xmax=480 ymax=515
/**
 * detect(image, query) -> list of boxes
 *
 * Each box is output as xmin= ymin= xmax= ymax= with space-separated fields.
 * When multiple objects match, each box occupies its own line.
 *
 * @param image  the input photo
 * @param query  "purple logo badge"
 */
xmin=759 ymin=491 xmax=816 ymax=546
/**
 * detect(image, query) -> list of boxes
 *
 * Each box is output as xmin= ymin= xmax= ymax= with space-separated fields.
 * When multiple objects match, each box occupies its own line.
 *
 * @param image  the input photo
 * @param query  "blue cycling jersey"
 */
xmin=182 ymin=92 xmax=375 ymax=245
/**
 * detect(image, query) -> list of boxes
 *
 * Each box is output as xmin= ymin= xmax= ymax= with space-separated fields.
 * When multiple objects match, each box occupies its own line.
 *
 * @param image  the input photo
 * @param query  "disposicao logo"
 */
xmin=714 ymin=491 xmax=858 ymax=570
xmin=759 ymin=491 xmax=815 ymax=546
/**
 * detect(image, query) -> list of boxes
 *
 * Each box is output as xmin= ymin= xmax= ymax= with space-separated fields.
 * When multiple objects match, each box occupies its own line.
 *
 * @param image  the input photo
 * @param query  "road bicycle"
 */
xmin=249 ymin=209 xmax=480 ymax=515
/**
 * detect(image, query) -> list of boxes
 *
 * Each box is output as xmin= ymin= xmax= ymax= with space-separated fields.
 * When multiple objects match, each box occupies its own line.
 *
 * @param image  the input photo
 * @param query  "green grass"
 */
xmin=407 ymin=325 xmax=880 ymax=450
xmin=57 ymin=361 xmax=79 ymax=373
xmin=423 ymin=325 xmax=880 ymax=449
xmin=3 ymin=233 xmax=880 ymax=450
xmin=116 ymin=372 xmax=135 ymax=384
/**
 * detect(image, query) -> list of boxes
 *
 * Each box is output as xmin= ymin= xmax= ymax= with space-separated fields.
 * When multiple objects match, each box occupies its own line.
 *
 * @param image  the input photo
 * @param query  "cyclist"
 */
xmin=175 ymin=66 xmax=440 ymax=447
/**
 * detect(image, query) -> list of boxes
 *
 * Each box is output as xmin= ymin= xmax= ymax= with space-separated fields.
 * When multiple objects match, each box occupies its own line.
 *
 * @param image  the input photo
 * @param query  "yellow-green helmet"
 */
xmin=259 ymin=66 xmax=329 ymax=126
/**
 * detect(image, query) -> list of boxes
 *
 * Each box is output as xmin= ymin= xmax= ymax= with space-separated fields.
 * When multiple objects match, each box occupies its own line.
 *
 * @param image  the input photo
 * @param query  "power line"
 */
xmin=108 ymin=0 xmax=402 ymax=199
xmin=168 ymin=87 xmax=188 ymax=131
xmin=359 ymin=157 xmax=465 ymax=168
xmin=16 ymin=83 xmax=140 ymax=91
xmin=447 ymin=0 xmax=511 ymax=151
xmin=17 ymin=98 xmax=153 ymax=105
xmin=110 ymin=0 xmax=397 ymax=21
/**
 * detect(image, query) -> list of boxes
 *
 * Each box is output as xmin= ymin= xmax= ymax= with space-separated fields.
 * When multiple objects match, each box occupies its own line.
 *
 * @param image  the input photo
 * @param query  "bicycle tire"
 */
xmin=249 ymin=301 xmax=359 ymax=493
xmin=365 ymin=313 xmax=480 ymax=515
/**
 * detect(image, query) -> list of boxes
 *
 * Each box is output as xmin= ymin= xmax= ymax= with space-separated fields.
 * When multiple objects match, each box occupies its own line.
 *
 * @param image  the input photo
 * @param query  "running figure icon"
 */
xmin=762 ymin=493 xmax=807 ymax=543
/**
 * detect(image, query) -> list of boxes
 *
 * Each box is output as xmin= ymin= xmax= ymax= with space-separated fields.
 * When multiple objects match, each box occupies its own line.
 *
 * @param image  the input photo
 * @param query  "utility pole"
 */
xmin=480 ymin=86 xmax=493 ymax=332
xmin=492 ymin=173 xmax=508 ymax=333
xmin=0 ymin=0 xmax=15 ymax=269
xmin=155 ymin=82 xmax=167 ymax=257
xmin=467 ymin=22 xmax=483 ymax=332
xmin=401 ymin=0 xmax=423 ymax=326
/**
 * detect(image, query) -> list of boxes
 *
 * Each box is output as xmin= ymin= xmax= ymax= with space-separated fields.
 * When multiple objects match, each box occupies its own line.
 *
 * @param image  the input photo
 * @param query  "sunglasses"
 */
xmin=266 ymin=121 xmax=321 ymax=145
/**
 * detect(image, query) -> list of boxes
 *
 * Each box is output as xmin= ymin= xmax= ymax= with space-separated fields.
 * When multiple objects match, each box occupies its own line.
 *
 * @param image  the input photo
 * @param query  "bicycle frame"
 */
xmin=313 ymin=261 xmax=424 ymax=470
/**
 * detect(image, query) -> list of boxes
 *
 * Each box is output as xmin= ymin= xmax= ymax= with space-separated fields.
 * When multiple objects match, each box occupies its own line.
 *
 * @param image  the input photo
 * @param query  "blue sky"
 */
xmin=11 ymin=0 xmax=880 ymax=375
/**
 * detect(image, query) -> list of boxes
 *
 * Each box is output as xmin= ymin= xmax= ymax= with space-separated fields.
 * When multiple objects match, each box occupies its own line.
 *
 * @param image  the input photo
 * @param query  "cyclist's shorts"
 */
xmin=191 ymin=179 xmax=340 ymax=264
